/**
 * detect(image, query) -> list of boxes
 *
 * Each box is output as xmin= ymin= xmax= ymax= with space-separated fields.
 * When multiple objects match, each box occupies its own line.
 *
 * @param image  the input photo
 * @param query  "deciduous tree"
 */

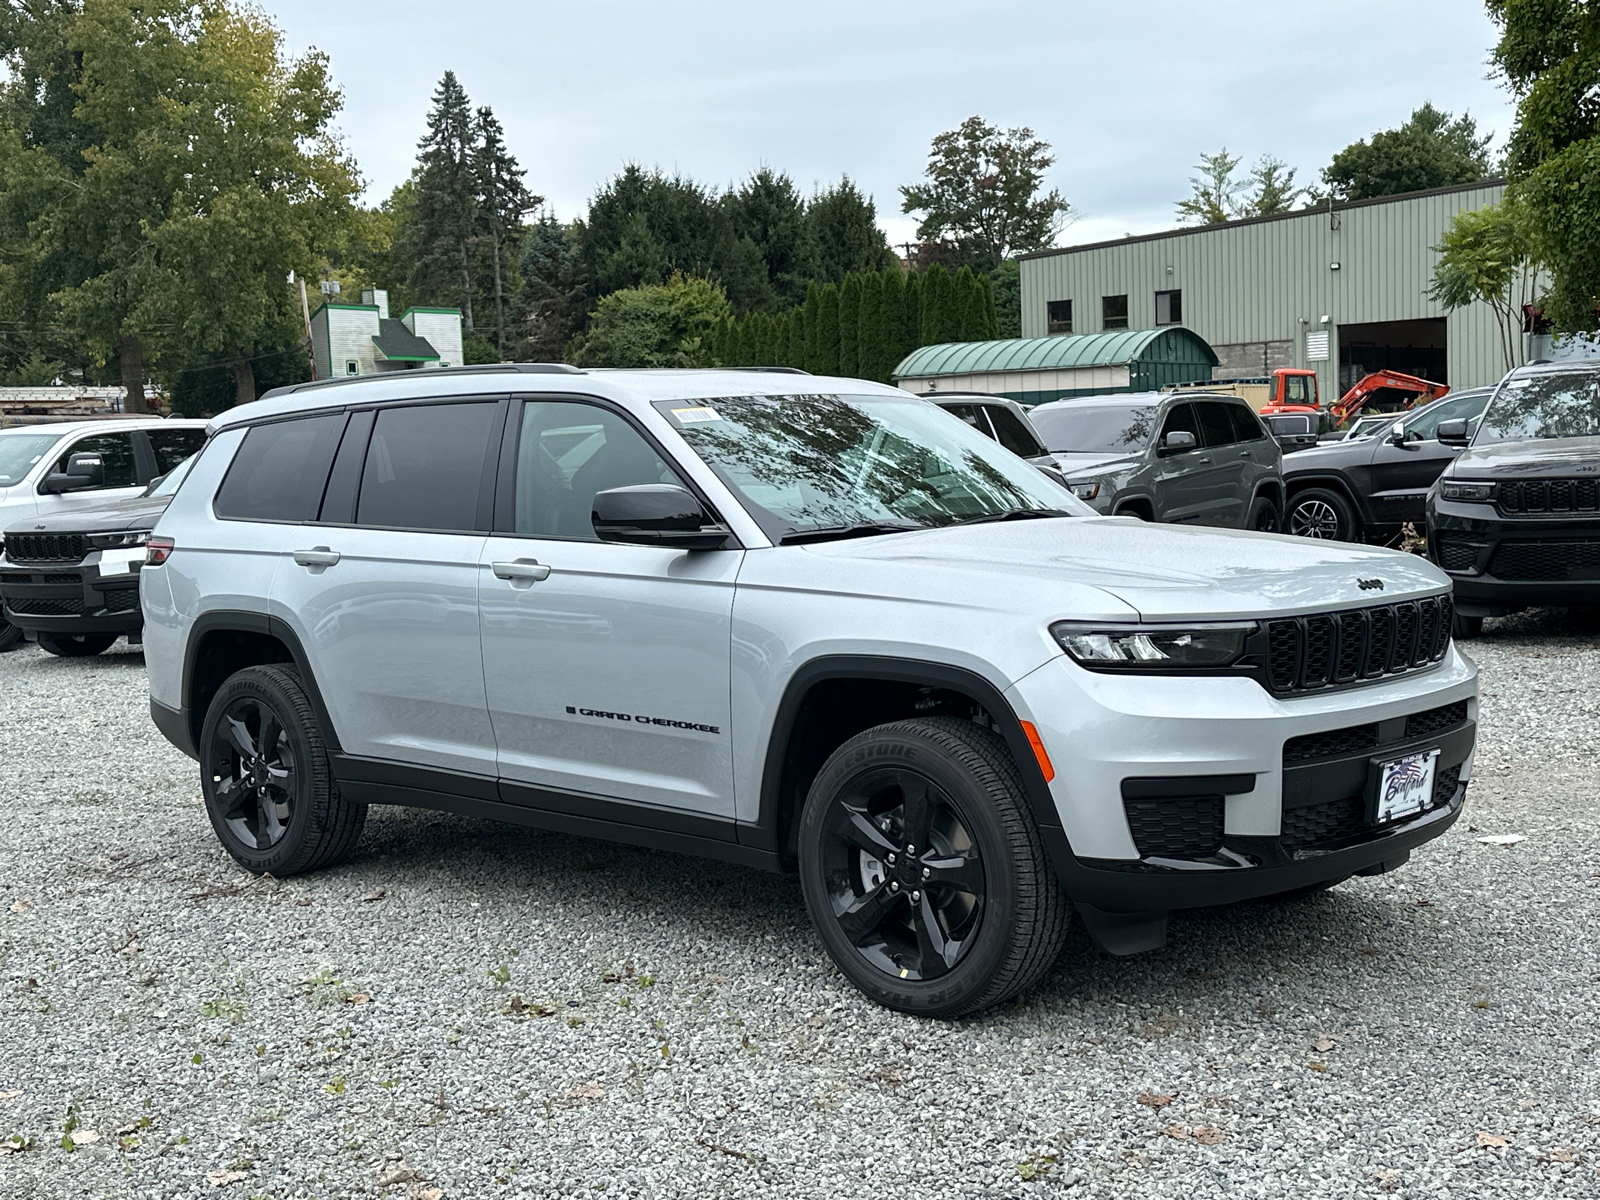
xmin=1322 ymin=103 xmax=1493 ymax=202
xmin=1427 ymin=199 xmax=1542 ymax=371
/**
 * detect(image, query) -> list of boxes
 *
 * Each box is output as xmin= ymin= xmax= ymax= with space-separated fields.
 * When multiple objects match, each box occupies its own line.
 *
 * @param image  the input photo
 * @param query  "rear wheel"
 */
xmin=1288 ymin=488 xmax=1359 ymax=541
xmin=36 ymin=632 xmax=117 ymax=657
xmin=200 ymin=665 xmax=365 ymax=876
xmin=1452 ymin=613 xmax=1484 ymax=639
xmin=798 ymin=717 xmax=1068 ymax=1018
xmin=0 ymin=620 xmax=21 ymax=652
xmin=1247 ymin=494 xmax=1282 ymax=533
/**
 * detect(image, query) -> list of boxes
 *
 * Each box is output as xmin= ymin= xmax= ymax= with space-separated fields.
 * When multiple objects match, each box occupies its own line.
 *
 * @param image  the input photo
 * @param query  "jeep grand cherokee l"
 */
xmin=142 ymin=365 xmax=1478 ymax=1017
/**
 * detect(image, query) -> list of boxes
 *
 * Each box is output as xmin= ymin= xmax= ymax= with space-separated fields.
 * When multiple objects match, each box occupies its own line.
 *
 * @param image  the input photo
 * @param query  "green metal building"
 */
xmin=1014 ymin=180 xmax=1514 ymax=399
xmin=892 ymin=328 xmax=1218 ymax=405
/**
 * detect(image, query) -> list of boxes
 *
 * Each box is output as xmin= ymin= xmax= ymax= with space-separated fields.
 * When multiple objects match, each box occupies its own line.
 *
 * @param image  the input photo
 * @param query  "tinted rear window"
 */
xmin=356 ymin=402 xmax=497 ymax=531
xmin=214 ymin=415 xmax=345 ymax=523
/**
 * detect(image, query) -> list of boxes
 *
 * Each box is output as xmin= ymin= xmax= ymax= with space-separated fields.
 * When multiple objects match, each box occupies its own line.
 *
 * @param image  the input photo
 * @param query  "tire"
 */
xmin=1287 ymin=488 xmax=1359 ymax=541
xmin=1452 ymin=613 xmax=1484 ymax=639
xmin=0 ymin=620 xmax=22 ymax=652
xmin=1247 ymin=493 xmax=1282 ymax=533
xmin=797 ymin=716 xmax=1069 ymax=1018
xmin=199 ymin=664 xmax=365 ymax=876
xmin=36 ymin=632 xmax=118 ymax=657
xmin=1116 ymin=503 xmax=1153 ymax=521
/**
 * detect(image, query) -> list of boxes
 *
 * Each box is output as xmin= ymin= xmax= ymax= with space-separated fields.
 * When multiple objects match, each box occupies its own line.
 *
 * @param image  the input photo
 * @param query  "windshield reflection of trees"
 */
xmin=1482 ymin=377 xmax=1600 ymax=442
xmin=1034 ymin=406 xmax=1157 ymax=453
xmin=685 ymin=395 xmax=1046 ymax=531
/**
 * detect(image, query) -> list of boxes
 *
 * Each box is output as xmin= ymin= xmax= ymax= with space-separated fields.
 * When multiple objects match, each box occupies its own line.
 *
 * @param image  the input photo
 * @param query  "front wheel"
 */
xmin=1288 ymin=488 xmax=1359 ymax=541
xmin=798 ymin=717 xmax=1069 ymax=1018
xmin=0 ymin=620 xmax=22 ymax=652
xmin=36 ymin=632 xmax=117 ymax=657
xmin=1247 ymin=494 xmax=1282 ymax=533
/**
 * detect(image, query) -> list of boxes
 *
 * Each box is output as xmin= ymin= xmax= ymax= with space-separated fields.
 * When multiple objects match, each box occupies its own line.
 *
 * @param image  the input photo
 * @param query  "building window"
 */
xmin=1102 ymin=295 xmax=1129 ymax=330
xmin=1046 ymin=300 xmax=1073 ymax=335
xmin=1155 ymin=290 xmax=1182 ymax=325
xmin=344 ymin=360 xmax=359 ymax=376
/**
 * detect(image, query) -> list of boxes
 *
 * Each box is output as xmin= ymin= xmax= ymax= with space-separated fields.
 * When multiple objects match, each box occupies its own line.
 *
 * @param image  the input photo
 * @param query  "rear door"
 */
xmin=1151 ymin=402 xmax=1212 ymax=522
xmin=1193 ymin=400 xmax=1249 ymax=526
xmin=1227 ymin=402 xmax=1280 ymax=510
xmin=478 ymin=396 xmax=740 ymax=820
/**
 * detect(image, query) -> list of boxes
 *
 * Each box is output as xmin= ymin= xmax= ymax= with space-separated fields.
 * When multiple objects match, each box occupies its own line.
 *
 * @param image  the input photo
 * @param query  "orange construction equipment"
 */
xmin=1170 ymin=368 xmax=1320 ymax=414
xmin=1330 ymin=371 xmax=1449 ymax=425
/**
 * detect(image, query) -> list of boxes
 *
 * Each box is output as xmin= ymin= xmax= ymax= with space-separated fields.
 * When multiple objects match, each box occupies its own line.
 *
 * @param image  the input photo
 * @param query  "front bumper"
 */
xmin=0 ymin=550 xmax=146 ymax=635
xmin=1428 ymin=498 xmax=1600 ymax=615
xmin=1006 ymin=645 xmax=1477 ymax=916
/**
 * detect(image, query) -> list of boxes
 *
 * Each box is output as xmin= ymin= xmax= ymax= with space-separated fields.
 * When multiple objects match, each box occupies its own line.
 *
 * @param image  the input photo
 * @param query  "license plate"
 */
xmin=1374 ymin=749 xmax=1440 ymax=824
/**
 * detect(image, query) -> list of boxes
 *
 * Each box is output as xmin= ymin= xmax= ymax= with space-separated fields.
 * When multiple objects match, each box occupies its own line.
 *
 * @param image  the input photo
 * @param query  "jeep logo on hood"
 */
xmin=1358 ymin=578 xmax=1384 ymax=591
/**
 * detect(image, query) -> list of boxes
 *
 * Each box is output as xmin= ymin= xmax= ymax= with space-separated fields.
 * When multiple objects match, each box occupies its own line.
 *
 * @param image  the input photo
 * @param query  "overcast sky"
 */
xmin=264 ymin=0 xmax=1513 ymax=250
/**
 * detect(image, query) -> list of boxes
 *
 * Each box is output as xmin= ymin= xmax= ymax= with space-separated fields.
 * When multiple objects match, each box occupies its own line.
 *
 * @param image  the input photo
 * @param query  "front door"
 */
xmin=1152 ymin=403 xmax=1218 ymax=523
xmin=478 ymin=398 xmax=740 ymax=817
xmin=1366 ymin=395 xmax=1478 ymax=525
xmin=1193 ymin=400 xmax=1250 ymax=527
xmin=38 ymin=430 xmax=145 ymax=517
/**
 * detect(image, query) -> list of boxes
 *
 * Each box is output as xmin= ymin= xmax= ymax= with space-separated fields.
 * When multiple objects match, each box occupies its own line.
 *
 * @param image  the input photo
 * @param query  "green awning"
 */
xmin=892 ymin=329 xmax=1219 ymax=380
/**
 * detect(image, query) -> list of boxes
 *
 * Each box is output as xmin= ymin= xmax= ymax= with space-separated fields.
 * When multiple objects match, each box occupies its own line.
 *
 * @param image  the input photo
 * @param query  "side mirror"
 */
xmin=592 ymin=484 xmax=730 ymax=550
xmin=1389 ymin=425 xmax=1409 ymax=445
xmin=1157 ymin=430 xmax=1197 ymax=456
xmin=41 ymin=452 xmax=104 ymax=493
xmin=1436 ymin=420 xmax=1470 ymax=448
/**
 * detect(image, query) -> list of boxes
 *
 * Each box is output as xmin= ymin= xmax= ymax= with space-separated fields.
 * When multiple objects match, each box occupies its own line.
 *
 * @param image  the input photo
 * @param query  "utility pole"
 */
xmin=298 ymin=275 xmax=317 ymax=380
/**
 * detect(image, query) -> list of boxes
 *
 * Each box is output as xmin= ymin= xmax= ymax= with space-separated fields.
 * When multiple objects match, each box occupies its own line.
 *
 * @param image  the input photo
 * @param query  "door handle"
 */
xmin=292 ymin=547 xmax=340 ymax=567
xmin=1239 ymin=450 xmax=1253 ymax=458
xmin=1198 ymin=456 xmax=1212 ymax=464
xmin=492 ymin=559 xmax=551 ymax=582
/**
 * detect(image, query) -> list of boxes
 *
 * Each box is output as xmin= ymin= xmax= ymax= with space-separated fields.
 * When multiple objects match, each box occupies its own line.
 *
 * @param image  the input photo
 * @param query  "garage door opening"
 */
xmin=1337 ymin=318 xmax=1447 ymax=391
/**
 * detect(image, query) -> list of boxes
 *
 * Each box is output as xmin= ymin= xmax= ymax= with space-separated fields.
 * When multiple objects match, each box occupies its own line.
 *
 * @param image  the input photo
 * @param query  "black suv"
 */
xmin=1282 ymin=388 xmax=1493 ymax=542
xmin=0 ymin=456 xmax=194 ymax=656
xmin=1428 ymin=361 xmax=1600 ymax=636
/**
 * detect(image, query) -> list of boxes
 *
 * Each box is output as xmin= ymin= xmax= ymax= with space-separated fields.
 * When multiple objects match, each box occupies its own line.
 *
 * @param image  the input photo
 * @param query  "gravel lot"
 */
xmin=1 ymin=611 xmax=1597 ymax=1200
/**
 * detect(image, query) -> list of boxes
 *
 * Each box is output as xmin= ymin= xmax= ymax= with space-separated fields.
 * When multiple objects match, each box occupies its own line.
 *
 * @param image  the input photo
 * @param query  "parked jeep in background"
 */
xmin=1025 ymin=391 xmax=1285 ymax=531
xmin=1428 ymin=362 xmax=1600 ymax=637
xmin=1 ymin=455 xmax=196 ymax=656
xmin=923 ymin=392 xmax=1065 ymax=480
xmin=0 ymin=418 xmax=207 ymax=650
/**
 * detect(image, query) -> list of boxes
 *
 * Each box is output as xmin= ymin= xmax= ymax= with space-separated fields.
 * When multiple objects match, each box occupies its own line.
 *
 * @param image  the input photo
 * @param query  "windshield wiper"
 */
xmin=779 ymin=521 xmax=923 ymax=545
xmin=947 ymin=508 xmax=1073 ymax=526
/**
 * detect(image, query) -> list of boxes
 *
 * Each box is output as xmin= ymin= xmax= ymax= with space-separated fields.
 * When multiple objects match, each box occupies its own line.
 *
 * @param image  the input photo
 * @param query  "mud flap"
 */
xmin=1075 ymin=902 xmax=1168 ymax=956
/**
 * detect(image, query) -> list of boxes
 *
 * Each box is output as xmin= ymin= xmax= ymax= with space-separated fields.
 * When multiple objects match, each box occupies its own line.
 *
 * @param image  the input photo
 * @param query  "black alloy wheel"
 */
xmin=1287 ymin=488 xmax=1358 ymax=541
xmin=0 ymin=619 xmax=22 ymax=652
xmin=1248 ymin=495 xmax=1282 ymax=533
xmin=36 ymin=632 xmax=117 ymax=657
xmin=200 ymin=665 xmax=365 ymax=875
xmin=799 ymin=717 xmax=1069 ymax=1018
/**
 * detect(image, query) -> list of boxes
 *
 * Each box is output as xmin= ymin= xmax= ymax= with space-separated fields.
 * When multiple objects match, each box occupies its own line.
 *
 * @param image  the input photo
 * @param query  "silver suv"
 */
xmin=1027 ymin=391 xmax=1285 ymax=531
xmin=143 ymin=366 xmax=1478 ymax=1017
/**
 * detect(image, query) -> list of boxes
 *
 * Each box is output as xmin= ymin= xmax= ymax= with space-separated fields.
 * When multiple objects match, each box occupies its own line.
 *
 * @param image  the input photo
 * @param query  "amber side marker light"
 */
xmin=1018 ymin=720 xmax=1055 ymax=783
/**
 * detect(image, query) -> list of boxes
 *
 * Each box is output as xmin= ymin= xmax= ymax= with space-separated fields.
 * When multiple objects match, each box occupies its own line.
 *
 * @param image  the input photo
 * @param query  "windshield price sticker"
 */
xmin=671 ymin=406 xmax=723 ymax=424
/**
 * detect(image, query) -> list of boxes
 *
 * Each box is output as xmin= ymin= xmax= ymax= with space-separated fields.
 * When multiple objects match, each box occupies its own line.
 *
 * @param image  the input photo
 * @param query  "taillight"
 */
xmin=145 ymin=536 xmax=175 ymax=566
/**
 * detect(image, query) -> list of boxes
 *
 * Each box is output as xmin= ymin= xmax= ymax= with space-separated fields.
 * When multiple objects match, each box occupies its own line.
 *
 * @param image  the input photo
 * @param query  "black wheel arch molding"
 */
xmin=1285 ymin=471 xmax=1375 ymax=526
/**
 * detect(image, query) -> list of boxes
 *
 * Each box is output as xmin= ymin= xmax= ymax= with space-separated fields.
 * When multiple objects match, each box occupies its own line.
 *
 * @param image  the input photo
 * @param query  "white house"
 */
xmin=309 ymin=290 xmax=465 ymax=380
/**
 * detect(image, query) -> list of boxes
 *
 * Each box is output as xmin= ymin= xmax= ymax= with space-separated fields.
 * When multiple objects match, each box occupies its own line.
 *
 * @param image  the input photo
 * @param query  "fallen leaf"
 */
xmin=205 ymin=1169 xmax=249 ymax=1187
xmin=1192 ymin=1127 xmax=1224 ymax=1145
xmin=361 ymin=889 xmax=386 ymax=902
xmin=295 ymin=898 xmax=313 ymax=907
xmin=565 ymin=1081 xmax=604 ymax=1103
xmin=1307 ymin=1062 xmax=1328 ymax=1072
xmin=1137 ymin=1092 xmax=1175 ymax=1110
xmin=1476 ymin=1131 xmax=1509 ymax=1148
xmin=116 ymin=1123 xmax=139 ymax=1136
xmin=8 ymin=899 xmax=32 ymax=913
xmin=505 ymin=995 xmax=555 ymax=1017
xmin=0 ymin=1134 xmax=34 ymax=1155
xmin=1544 ymin=1147 xmax=1580 ymax=1164
xmin=1313 ymin=1036 xmax=1336 ymax=1052
xmin=378 ymin=1165 xmax=420 ymax=1185
xmin=0 ymin=1091 xmax=20 ymax=1101
xmin=345 ymin=993 xmax=370 ymax=1006
xmin=72 ymin=1130 xmax=100 ymax=1144
xmin=1476 ymin=834 xmax=1526 ymax=846
xmin=601 ymin=972 xmax=622 ymax=984
xmin=1374 ymin=1168 xmax=1401 ymax=1192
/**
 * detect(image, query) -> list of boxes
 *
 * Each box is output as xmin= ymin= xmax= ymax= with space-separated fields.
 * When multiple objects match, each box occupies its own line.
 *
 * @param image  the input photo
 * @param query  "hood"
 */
xmin=1048 ymin=451 xmax=1143 ymax=478
xmin=802 ymin=517 xmax=1450 ymax=622
xmin=1449 ymin=436 xmax=1600 ymax=478
xmin=1281 ymin=436 xmax=1375 ymax=475
xmin=9 ymin=494 xmax=171 ymax=536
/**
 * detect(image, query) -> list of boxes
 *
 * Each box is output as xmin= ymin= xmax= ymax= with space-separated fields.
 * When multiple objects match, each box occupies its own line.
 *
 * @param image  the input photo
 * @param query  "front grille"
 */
xmin=1433 ymin=764 xmax=1462 ymax=806
xmin=1435 ymin=537 xmax=1484 ymax=572
xmin=0 ymin=571 xmax=30 ymax=584
xmin=101 ymin=588 xmax=140 ymax=614
xmin=1282 ymin=795 xmax=1365 ymax=851
xmin=1264 ymin=595 xmax=1452 ymax=695
xmin=1497 ymin=477 xmax=1600 ymax=515
xmin=1123 ymin=795 xmax=1224 ymax=859
xmin=7 ymin=596 xmax=83 ymax=616
xmin=4 ymin=533 xmax=88 ymax=563
xmin=1285 ymin=700 xmax=1470 ymax=767
xmin=1488 ymin=540 xmax=1600 ymax=582
xmin=1406 ymin=700 xmax=1470 ymax=740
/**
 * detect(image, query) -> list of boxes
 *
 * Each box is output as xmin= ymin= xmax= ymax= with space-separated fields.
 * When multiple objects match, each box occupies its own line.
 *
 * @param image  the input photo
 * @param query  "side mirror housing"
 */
xmin=41 ymin=453 xmax=105 ymax=493
xmin=1389 ymin=424 xmax=1409 ymax=445
xmin=1157 ymin=430 xmax=1197 ymax=456
xmin=1436 ymin=419 xmax=1470 ymax=448
xmin=592 ymin=484 xmax=730 ymax=550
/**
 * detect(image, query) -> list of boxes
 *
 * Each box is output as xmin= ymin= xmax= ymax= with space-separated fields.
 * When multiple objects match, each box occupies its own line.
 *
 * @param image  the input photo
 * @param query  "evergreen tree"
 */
xmin=921 ymin=264 xmax=952 ymax=345
xmin=837 ymin=274 xmax=862 ymax=377
xmin=901 ymin=269 xmax=923 ymax=356
xmin=803 ymin=281 xmax=823 ymax=371
xmin=510 ymin=215 xmax=590 ymax=361
xmin=725 ymin=168 xmax=809 ymax=309
xmin=879 ymin=267 xmax=905 ymax=379
xmin=978 ymin=273 xmax=998 ymax=339
xmin=816 ymin=283 xmax=841 ymax=375
xmin=472 ymin=106 xmax=539 ymax=357
xmin=955 ymin=266 xmax=986 ymax=341
xmin=787 ymin=307 xmax=806 ymax=368
xmin=806 ymin=177 xmax=896 ymax=282
xmin=397 ymin=72 xmax=479 ymax=330
xmin=858 ymin=271 xmax=884 ymax=382
xmin=989 ymin=259 xmax=1021 ymax=338
xmin=732 ymin=313 xmax=752 ymax=366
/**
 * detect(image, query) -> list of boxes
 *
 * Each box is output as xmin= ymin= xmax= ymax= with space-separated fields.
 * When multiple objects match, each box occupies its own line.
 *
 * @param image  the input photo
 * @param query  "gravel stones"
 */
xmin=0 ymin=619 xmax=1596 ymax=1198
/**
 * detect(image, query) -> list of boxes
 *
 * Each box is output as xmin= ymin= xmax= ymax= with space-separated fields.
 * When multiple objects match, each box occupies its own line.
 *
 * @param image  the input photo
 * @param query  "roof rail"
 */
xmin=260 ymin=362 xmax=584 ymax=400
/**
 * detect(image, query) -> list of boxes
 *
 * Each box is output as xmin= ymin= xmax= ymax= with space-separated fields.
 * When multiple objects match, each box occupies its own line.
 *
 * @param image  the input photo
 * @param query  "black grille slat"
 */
xmin=1283 ymin=723 xmax=1379 ymax=764
xmin=1335 ymin=612 xmax=1365 ymax=682
xmin=1496 ymin=477 xmax=1600 ymax=516
xmin=1416 ymin=598 xmax=1439 ymax=667
xmin=1392 ymin=602 xmax=1418 ymax=672
xmin=1488 ymin=540 xmax=1600 ymax=581
xmin=4 ymin=533 xmax=88 ymax=563
xmin=1405 ymin=700 xmax=1469 ymax=740
xmin=1268 ymin=622 xmax=1299 ymax=691
xmin=1365 ymin=606 xmax=1393 ymax=677
xmin=1281 ymin=796 xmax=1366 ymax=852
xmin=1123 ymin=796 xmax=1225 ymax=860
xmin=1302 ymin=616 xmax=1335 ymax=687
xmin=1433 ymin=595 xmax=1454 ymax=658
xmin=1263 ymin=597 xmax=1449 ymax=697
xmin=7 ymin=596 xmax=84 ymax=616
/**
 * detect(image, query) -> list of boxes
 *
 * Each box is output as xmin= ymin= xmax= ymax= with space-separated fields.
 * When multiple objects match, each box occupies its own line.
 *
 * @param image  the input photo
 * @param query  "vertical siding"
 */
xmin=1020 ymin=184 xmax=1512 ymax=393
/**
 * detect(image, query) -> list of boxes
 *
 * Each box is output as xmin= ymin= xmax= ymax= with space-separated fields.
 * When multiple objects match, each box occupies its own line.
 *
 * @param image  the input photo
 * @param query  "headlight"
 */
xmin=1051 ymin=621 xmax=1255 ymax=669
xmin=1439 ymin=481 xmax=1497 ymax=502
xmin=1067 ymin=481 xmax=1101 ymax=500
xmin=87 ymin=530 xmax=151 ymax=550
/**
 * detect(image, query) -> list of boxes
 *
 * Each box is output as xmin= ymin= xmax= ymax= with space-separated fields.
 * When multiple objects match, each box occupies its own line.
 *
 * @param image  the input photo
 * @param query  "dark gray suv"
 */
xmin=1027 ymin=392 xmax=1285 ymax=531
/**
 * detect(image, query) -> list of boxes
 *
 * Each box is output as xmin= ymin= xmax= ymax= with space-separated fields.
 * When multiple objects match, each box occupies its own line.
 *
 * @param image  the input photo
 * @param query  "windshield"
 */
xmin=0 ymin=433 xmax=64 ymax=487
xmin=655 ymin=393 xmax=1090 ymax=541
xmin=1475 ymin=371 xmax=1600 ymax=444
xmin=144 ymin=453 xmax=196 ymax=497
xmin=1344 ymin=415 xmax=1397 ymax=440
xmin=1027 ymin=404 xmax=1159 ymax=454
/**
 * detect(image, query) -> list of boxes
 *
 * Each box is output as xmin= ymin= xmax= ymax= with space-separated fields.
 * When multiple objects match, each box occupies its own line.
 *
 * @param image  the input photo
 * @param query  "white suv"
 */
xmin=142 ymin=366 xmax=1478 ymax=1017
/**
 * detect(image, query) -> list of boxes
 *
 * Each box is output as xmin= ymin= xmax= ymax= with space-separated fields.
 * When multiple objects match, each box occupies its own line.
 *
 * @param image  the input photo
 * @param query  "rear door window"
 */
xmin=146 ymin=428 xmax=207 ymax=474
xmin=356 ymin=402 xmax=499 ymax=532
xmin=984 ymin=405 xmax=1046 ymax=457
xmin=1196 ymin=401 xmax=1238 ymax=448
xmin=54 ymin=432 xmax=138 ymax=489
xmin=1227 ymin=404 xmax=1269 ymax=442
xmin=214 ymin=414 xmax=346 ymax=523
